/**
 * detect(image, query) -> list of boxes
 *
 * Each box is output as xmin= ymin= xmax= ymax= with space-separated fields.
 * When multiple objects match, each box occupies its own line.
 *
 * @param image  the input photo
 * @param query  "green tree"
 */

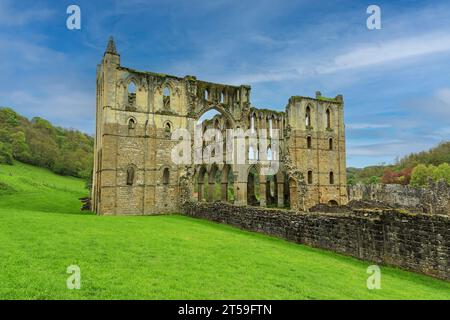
xmin=367 ymin=176 xmax=380 ymax=185
xmin=0 ymin=141 xmax=13 ymax=164
xmin=433 ymin=163 xmax=450 ymax=184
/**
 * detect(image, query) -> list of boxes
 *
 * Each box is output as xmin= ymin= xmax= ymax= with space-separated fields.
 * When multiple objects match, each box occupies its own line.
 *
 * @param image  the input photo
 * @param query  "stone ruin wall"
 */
xmin=183 ymin=201 xmax=450 ymax=281
xmin=348 ymin=182 xmax=450 ymax=216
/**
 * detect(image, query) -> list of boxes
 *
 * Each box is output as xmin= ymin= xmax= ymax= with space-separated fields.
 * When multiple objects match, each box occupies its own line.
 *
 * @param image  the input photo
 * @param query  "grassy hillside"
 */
xmin=0 ymin=162 xmax=449 ymax=299
xmin=0 ymin=107 xmax=93 ymax=179
xmin=348 ymin=141 xmax=450 ymax=185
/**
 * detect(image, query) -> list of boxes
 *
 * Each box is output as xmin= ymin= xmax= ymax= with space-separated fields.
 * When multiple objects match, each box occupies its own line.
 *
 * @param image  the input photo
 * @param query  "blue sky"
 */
xmin=1 ymin=0 xmax=450 ymax=167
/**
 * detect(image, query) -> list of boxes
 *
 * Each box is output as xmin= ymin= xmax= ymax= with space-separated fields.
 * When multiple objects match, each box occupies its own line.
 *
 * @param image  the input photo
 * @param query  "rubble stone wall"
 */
xmin=183 ymin=202 xmax=450 ymax=281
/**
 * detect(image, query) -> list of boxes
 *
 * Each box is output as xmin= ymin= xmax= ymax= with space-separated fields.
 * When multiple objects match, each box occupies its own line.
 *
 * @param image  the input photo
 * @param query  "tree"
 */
xmin=411 ymin=164 xmax=435 ymax=187
xmin=433 ymin=163 xmax=450 ymax=184
xmin=0 ymin=141 xmax=13 ymax=164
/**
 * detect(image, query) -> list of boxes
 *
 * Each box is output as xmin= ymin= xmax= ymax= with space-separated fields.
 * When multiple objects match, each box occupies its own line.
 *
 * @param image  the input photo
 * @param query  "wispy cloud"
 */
xmin=0 ymin=1 xmax=54 ymax=27
xmin=318 ymin=33 xmax=450 ymax=74
xmin=347 ymin=123 xmax=392 ymax=130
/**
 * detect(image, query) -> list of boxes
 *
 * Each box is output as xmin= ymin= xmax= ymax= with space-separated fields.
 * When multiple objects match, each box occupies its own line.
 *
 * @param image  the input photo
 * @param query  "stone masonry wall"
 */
xmin=348 ymin=182 xmax=450 ymax=216
xmin=182 ymin=202 xmax=450 ymax=281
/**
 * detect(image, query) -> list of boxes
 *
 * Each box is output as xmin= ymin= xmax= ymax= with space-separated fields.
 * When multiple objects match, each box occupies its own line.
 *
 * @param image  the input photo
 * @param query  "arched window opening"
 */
xmin=307 ymin=171 xmax=313 ymax=184
xmin=128 ymin=118 xmax=136 ymax=130
xmin=250 ymin=114 xmax=255 ymax=131
xmin=163 ymin=86 xmax=170 ymax=108
xmin=126 ymin=166 xmax=135 ymax=186
xmin=128 ymin=81 xmax=136 ymax=105
xmin=165 ymin=122 xmax=171 ymax=133
xmin=305 ymin=106 xmax=311 ymax=128
xmin=204 ymin=89 xmax=209 ymax=101
xmin=247 ymin=166 xmax=260 ymax=206
xmin=220 ymin=92 xmax=225 ymax=103
xmin=128 ymin=82 xmax=136 ymax=94
xmin=329 ymin=138 xmax=333 ymax=150
xmin=163 ymin=168 xmax=170 ymax=185
xmin=329 ymin=171 xmax=334 ymax=185
xmin=249 ymin=146 xmax=255 ymax=160
xmin=307 ymin=136 xmax=312 ymax=149
xmin=267 ymin=147 xmax=273 ymax=161
xmin=326 ymin=108 xmax=331 ymax=129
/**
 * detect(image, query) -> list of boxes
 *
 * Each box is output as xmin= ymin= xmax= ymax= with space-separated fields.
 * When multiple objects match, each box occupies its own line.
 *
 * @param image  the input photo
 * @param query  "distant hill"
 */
xmin=0 ymin=107 xmax=93 ymax=179
xmin=348 ymin=141 xmax=450 ymax=185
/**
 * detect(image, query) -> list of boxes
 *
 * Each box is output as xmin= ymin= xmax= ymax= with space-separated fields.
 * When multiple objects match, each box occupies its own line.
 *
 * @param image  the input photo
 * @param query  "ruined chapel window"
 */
xmin=164 ymin=122 xmax=171 ymax=133
xmin=128 ymin=118 xmax=136 ymax=130
xmin=305 ymin=106 xmax=311 ymax=128
xmin=326 ymin=108 xmax=331 ymax=129
xmin=267 ymin=147 xmax=273 ymax=161
xmin=307 ymin=171 xmax=313 ymax=184
xmin=128 ymin=81 xmax=136 ymax=105
xmin=204 ymin=89 xmax=209 ymax=101
xmin=329 ymin=138 xmax=333 ymax=150
xmin=126 ymin=166 xmax=135 ymax=186
xmin=163 ymin=168 xmax=170 ymax=185
xmin=307 ymin=136 xmax=312 ymax=149
xmin=329 ymin=171 xmax=334 ymax=185
xmin=163 ymin=86 xmax=170 ymax=108
xmin=250 ymin=114 xmax=255 ymax=131
xmin=220 ymin=92 xmax=225 ymax=103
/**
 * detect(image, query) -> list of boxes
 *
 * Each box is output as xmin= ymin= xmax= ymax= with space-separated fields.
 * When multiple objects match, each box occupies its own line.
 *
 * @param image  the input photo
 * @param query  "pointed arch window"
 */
xmin=163 ymin=168 xmax=170 ymax=185
xmin=326 ymin=108 xmax=331 ymax=129
xmin=164 ymin=122 xmax=172 ymax=133
xmin=307 ymin=171 xmax=313 ymax=184
xmin=126 ymin=166 xmax=135 ymax=186
xmin=128 ymin=81 xmax=136 ymax=105
xmin=163 ymin=86 xmax=170 ymax=108
xmin=305 ymin=106 xmax=311 ymax=128
xmin=128 ymin=118 xmax=136 ymax=130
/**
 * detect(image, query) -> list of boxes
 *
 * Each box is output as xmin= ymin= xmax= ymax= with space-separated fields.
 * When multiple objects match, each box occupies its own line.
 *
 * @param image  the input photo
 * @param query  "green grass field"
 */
xmin=0 ymin=162 xmax=449 ymax=299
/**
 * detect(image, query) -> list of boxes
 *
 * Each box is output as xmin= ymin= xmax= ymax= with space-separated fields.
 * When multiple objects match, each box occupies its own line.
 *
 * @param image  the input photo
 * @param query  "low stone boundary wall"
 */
xmin=182 ymin=202 xmax=450 ymax=281
xmin=348 ymin=182 xmax=450 ymax=215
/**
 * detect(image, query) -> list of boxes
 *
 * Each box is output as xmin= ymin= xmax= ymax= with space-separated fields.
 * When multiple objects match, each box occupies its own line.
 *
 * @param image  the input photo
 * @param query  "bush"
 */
xmin=410 ymin=163 xmax=450 ymax=186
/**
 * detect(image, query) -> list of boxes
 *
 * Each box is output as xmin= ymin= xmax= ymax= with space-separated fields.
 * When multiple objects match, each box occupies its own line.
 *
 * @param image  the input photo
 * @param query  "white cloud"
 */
xmin=0 ymin=1 xmax=54 ymax=26
xmin=318 ymin=33 xmax=450 ymax=74
xmin=347 ymin=123 xmax=391 ymax=130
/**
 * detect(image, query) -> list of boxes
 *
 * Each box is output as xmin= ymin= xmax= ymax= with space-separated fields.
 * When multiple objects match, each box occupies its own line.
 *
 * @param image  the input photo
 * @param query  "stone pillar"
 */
xmin=277 ymin=182 xmax=284 ymax=207
xmin=234 ymin=181 xmax=247 ymax=206
xmin=208 ymin=182 xmax=215 ymax=202
xmin=221 ymin=182 xmax=228 ymax=202
xmin=266 ymin=180 xmax=272 ymax=205
xmin=259 ymin=181 xmax=267 ymax=207
xmin=198 ymin=182 xmax=204 ymax=201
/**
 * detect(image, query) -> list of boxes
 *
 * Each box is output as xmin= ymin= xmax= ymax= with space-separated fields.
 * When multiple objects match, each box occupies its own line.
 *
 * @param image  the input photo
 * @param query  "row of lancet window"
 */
xmin=127 ymin=82 xmax=171 ymax=108
xmin=204 ymin=89 xmax=239 ymax=104
xmin=307 ymin=137 xmax=334 ymax=150
xmin=305 ymin=106 xmax=332 ymax=129
xmin=127 ymin=118 xmax=172 ymax=133
xmin=306 ymin=171 xmax=335 ymax=185
xmin=126 ymin=167 xmax=170 ymax=186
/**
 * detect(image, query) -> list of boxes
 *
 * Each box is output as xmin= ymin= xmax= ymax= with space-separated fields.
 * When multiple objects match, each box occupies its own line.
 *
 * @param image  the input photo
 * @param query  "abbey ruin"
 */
xmin=92 ymin=37 xmax=348 ymax=215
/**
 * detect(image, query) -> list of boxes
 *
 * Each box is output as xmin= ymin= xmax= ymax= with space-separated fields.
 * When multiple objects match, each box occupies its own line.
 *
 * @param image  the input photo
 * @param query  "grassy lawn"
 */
xmin=0 ymin=162 xmax=449 ymax=299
